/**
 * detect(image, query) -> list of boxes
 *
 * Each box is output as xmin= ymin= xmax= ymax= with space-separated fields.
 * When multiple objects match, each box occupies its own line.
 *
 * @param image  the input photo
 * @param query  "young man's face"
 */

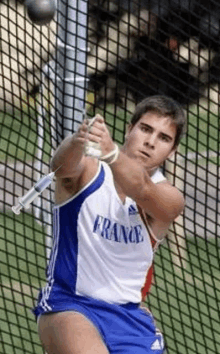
xmin=122 ymin=112 xmax=177 ymax=173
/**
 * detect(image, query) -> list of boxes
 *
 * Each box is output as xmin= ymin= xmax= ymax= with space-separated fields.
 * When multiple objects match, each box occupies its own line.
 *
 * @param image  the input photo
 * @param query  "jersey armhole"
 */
xmin=137 ymin=206 xmax=163 ymax=251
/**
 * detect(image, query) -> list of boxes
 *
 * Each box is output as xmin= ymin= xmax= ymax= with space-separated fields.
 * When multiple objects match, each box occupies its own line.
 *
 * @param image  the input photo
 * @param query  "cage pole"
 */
xmin=55 ymin=0 xmax=88 ymax=141
xmin=35 ymin=0 xmax=88 ymax=259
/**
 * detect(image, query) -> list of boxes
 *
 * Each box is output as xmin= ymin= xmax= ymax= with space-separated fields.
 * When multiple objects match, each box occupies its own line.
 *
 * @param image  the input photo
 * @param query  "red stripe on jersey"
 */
xmin=138 ymin=206 xmax=158 ymax=301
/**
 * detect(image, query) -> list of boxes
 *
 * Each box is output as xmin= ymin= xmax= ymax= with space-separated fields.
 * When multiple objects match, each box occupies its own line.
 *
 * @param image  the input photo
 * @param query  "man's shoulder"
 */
xmin=54 ymin=158 xmax=100 ymax=205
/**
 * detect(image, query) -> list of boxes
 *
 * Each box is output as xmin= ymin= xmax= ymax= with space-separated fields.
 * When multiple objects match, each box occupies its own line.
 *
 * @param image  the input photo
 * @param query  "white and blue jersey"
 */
xmin=34 ymin=162 xmax=166 ymax=313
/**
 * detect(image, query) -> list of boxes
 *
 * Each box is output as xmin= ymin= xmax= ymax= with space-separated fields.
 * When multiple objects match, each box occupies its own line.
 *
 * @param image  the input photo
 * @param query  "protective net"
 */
xmin=0 ymin=0 xmax=219 ymax=353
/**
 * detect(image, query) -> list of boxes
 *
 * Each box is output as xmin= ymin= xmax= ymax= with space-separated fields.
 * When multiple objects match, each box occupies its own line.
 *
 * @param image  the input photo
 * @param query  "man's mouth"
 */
xmin=140 ymin=151 xmax=151 ymax=158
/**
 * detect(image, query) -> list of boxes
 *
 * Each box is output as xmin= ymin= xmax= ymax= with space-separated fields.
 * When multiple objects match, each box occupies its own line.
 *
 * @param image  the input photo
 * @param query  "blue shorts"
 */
xmin=33 ymin=284 xmax=164 ymax=354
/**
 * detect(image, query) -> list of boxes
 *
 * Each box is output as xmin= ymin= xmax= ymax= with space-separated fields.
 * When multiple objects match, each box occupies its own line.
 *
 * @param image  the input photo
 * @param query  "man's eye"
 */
xmin=161 ymin=135 xmax=170 ymax=142
xmin=141 ymin=126 xmax=150 ymax=132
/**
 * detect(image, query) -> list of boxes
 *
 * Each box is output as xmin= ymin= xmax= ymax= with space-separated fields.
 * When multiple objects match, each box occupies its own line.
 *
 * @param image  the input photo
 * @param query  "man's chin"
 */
xmin=143 ymin=163 xmax=161 ymax=175
xmin=124 ymin=152 xmax=160 ymax=172
xmin=135 ymin=157 xmax=159 ymax=173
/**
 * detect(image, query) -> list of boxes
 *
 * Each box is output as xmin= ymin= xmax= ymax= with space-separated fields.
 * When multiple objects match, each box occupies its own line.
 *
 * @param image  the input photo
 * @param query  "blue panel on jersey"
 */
xmin=47 ymin=165 xmax=105 ymax=293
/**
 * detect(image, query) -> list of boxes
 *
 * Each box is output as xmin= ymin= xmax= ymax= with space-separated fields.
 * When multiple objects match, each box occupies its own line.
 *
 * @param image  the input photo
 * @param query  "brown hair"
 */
xmin=130 ymin=95 xmax=186 ymax=148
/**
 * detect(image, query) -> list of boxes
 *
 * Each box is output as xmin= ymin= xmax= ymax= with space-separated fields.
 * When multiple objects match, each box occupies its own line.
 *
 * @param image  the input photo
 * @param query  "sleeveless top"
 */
xmin=46 ymin=162 xmax=166 ymax=304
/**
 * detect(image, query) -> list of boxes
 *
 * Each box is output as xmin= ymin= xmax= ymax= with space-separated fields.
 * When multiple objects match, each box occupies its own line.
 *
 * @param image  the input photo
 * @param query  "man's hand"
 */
xmin=82 ymin=115 xmax=116 ymax=157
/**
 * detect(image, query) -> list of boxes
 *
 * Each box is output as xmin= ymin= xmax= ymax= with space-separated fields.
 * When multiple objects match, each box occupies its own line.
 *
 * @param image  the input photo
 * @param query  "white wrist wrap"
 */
xmin=100 ymin=144 xmax=120 ymax=164
xmin=84 ymin=116 xmax=102 ymax=158
xmin=83 ymin=116 xmax=119 ymax=163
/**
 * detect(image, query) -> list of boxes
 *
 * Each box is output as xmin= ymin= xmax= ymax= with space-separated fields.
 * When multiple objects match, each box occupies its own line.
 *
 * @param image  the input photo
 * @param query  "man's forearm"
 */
xmin=109 ymin=149 xmax=184 ymax=222
xmin=109 ymin=150 xmax=151 ymax=199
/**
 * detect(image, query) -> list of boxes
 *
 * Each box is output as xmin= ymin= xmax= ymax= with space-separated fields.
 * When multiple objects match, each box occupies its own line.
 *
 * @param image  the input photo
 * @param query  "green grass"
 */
xmin=1 ymin=103 xmax=219 ymax=165
xmin=0 ymin=108 xmax=51 ymax=164
xmin=180 ymin=106 xmax=219 ymax=155
xmin=1 ymin=211 xmax=219 ymax=354
xmin=0 ymin=211 xmax=47 ymax=354
xmin=145 ymin=236 xmax=220 ymax=354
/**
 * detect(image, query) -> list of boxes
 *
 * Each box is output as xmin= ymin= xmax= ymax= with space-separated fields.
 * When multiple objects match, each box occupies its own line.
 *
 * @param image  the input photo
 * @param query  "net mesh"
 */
xmin=0 ymin=1 xmax=219 ymax=353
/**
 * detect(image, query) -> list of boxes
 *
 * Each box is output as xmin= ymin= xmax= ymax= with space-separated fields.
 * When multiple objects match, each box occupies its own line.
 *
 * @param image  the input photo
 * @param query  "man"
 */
xmin=33 ymin=95 xmax=186 ymax=354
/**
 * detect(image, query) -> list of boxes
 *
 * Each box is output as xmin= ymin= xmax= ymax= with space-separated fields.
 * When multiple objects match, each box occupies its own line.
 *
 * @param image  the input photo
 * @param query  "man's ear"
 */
xmin=124 ymin=123 xmax=133 ymax=139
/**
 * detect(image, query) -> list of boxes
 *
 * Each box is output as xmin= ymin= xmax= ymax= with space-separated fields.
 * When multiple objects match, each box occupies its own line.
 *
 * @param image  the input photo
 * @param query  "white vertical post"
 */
xmin=55 ymin=0 xmax=88 ymax=140
xmin=166 ymin=155 xmax=187 ymax=272
xmin=35 ymin=0 xmax=88 ymax=260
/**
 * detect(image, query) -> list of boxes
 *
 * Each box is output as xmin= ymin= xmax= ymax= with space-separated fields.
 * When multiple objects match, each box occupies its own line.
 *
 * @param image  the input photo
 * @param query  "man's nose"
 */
xmin=145 ymin=134 xmax=156 ymax=148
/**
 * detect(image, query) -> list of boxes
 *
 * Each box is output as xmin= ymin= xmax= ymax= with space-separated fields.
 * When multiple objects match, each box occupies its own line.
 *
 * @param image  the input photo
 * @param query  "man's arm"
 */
xmin=51 ymin=133 xmax=86 ymax=178
xmin=50 ymin=120 xmax=101 ymax=204
xmin=51 ymin=119 xmax=101 ymax=178
xmin=87 ymin=116 xmax=185 ymax=226
xmin=110 ymin=152 xmax=184 ymax=240
xmin=110 ymin=152 xmax=185 ymax=222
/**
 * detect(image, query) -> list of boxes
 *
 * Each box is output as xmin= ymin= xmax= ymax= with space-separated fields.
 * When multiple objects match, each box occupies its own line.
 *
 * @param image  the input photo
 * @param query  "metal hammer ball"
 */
xmin=26 ymin=0 xmax=56 ymax=26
